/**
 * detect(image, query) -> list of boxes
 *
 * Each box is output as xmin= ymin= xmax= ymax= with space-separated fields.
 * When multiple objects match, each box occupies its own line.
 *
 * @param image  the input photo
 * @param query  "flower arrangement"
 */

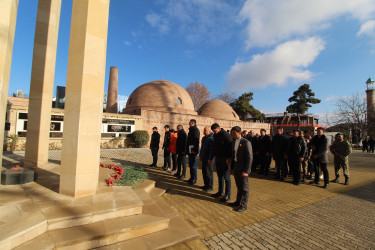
xmin=100 ymin=163 xmax=124 ymax=187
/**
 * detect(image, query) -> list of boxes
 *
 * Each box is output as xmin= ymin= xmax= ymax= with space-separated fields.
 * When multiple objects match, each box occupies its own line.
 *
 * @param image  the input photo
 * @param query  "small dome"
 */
xmin=366 ymin=77 xmax=374 ymax=84
xmin=124 ymin=80 xmax=196 ymax=115
xmin=198 ymin=99 xmax=240 ymax=121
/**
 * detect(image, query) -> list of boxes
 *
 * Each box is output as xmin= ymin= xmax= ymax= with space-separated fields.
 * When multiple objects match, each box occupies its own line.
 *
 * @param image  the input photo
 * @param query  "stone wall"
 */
xmin=138 ymin=108 xmax=270 ymax=146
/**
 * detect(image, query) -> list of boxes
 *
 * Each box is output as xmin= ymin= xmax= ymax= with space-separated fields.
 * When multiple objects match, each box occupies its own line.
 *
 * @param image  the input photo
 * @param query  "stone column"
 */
xmin=24 ymin=0 xmax=62 ymax=168
xmin=0 ymin=0 xmax=18 ymax=165
xmin=106 ymin=66 xmax=118 ymax=113
xmin=60 ymin=0 xmax=110 ymax=197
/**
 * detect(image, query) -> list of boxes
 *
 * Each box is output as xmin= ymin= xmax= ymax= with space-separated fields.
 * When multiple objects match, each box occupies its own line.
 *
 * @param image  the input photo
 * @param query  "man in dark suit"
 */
xmin=211 ymin=123 xmax=232 ymax=202
xmin=310 ymin=127 xmax=329 ymax=189
xmin=257 ymin=128 xmax=272 ymax=176
xmin=229 ymin=126 xmax=253 ymax=212
xmin=149 ymin=127 xmax=160 ymax=167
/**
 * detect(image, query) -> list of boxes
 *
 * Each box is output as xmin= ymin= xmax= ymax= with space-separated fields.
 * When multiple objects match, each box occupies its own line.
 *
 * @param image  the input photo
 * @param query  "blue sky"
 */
xmin=8 ymin=0 xmax=375 ymax=123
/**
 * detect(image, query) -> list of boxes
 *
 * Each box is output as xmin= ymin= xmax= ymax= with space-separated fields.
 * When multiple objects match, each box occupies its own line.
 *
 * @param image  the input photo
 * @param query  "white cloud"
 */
xmin=357 ymin=20 xmax=375 ymax=36
xmin=226 ymin=37 xmax=325 ymax=91
xmin=145 ymin=0 xmax=240 ymax=44
xmin=145 ymin=13 xmax=170 ymax=34
xmin=239 ymin=0 xmax=375 ymax=49
xmin=325 ymin=95 xmax=339 ymax=102
xmin=123 ymin=41 xmax=131 ymax=46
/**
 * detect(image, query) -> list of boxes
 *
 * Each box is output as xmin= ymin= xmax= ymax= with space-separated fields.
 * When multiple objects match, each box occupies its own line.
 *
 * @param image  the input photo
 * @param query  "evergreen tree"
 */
xmin=230 ymin=92 xmax=265 ymax=121
xmin=286 ymin=84 xmax=321 ymax=130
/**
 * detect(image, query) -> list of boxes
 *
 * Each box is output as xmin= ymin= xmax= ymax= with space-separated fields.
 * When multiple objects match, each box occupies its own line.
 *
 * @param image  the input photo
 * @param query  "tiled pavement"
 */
xmin=3 ymin=149 xmax=375 ymax=249
xmin=203 ymin=182 xmax=375 ymax=249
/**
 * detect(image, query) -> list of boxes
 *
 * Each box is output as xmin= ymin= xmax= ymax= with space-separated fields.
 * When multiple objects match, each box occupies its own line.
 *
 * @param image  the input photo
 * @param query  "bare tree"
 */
xmin=335 ymin=93 xmax=370 ymax=140
xmin=185 ymin=81 xmax=211 ymax=110
xmin=215 ymin=92 xmax=236 ymax=104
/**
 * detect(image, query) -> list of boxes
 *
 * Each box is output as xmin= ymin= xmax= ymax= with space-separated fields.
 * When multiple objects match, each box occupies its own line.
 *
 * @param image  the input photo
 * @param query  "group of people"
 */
xmin=149 ymin=120 xmax=352 ymax=212
xmin=362 ymin=136 xmax=375 ymax=153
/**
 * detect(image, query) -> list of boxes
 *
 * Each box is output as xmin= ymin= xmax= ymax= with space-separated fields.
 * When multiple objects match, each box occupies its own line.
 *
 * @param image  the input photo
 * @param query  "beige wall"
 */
xmin=138 ymin=108 xmax=270 ymax=146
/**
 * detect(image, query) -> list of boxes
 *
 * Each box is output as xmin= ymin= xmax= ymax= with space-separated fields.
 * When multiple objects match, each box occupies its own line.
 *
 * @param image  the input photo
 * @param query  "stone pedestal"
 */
xmin=24 ymin=0 xmax=62 ymax=168
xmin=0 ymin=0 xmax=18 ymax=167
xmin=60 ymin=0 xmax=110 ymax=197
xmin=106 ymin=66 xmax=118 ymax=113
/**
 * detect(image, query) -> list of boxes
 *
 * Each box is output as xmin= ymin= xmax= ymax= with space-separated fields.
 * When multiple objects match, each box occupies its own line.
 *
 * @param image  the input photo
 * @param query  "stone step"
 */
xmin=14 ymin=214 xmax=169 ymax=250
xmin=0 ymin=200 xmax=47 ymax=250
xmin=94 ymin=214 xmax=200 ymax=250
xmin=42 ymin=186 xmax=143 ymax=230
xmin=148 ymin=187 xmax=166 ymax=197
xmin=139 ymin=179 xmax=155 ymax=193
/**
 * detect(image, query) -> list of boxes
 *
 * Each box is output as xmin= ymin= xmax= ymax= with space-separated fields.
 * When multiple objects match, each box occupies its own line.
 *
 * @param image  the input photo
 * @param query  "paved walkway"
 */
xmin=203 ymin=182 xmax=375 ymax=249
xmin=3 ymin=149 xmax=375 ymax=249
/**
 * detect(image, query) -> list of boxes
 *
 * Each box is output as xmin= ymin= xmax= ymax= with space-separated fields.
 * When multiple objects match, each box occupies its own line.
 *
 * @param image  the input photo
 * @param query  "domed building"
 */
xmin=198 ymin=99 xmax=240 ymax=121
xmin=123 ymin=80 xmax=196 ymax=115
xmin=122 ymin=79 xmax=269 ymax=140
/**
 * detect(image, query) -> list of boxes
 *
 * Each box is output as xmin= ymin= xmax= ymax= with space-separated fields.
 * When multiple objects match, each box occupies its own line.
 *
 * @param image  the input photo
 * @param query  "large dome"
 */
xmin=123 ymin=80 xmax=196 ymax=115
xmin=198 ymin=99 xmax=240 ymax=121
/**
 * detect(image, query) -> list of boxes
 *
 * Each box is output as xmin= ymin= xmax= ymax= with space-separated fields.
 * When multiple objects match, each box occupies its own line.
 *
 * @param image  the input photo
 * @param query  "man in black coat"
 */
xmin=162 ymin=125 xmax=171 ymax=171
xmin=149 ymin=127 xmax=160 ymax=167
xmin=211 ymin=123 xmax=232 ymax=202
xmin=176 ymin=124 xmax=187 ymax=179
xmin=310 ymin=127 xmax=329 ymax=189
xmin=186 ymin=119 xmax=200 ymax=184
xmin=229 ymin=126 xmax=253 ymax=212
xmin=271 ymin=128 xmax=289 ymax=181
xmin=287 ymin=130 xmax=306 ymax=185
xmin=257 ymin=129 xmax=272 ymax=175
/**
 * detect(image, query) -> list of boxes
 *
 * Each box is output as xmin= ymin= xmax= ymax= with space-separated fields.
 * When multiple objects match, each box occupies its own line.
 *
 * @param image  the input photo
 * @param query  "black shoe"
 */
xmin=162 ymin=166 xmax=167 ymax=170
xmin=180 ymin=175 xmax=186 ymax=180
xmin=235 ymin=206 xmax=247 ymax=212
xmin=280 ymin=178 xmax=284 ymax=181
xmin=293 ymin=182 xmax=300 ymax=186
xmin=219 ymin=195 xmax=230 ymax=202
xmin=228 ymin=201 xmax=240 ymax=207
xmin=174 ymin=173 xmax=179 ymax=177
xmin=309 ymin=181 xmax=319 ymax=185
xmin=345 ymin=177 xmax=349 ymax=185
xmin=199 ymin=185 xmax=207 ymax=189
xmin=187 ymin=180 xmax=196 ymax=185
xmin=331 ymin=176 xmax=339 ymax=183
xmin=323 ymin=183 xmax=329 ymax=189
xmin=212 ymin=192 xmax=224 ymax=198
xmin=203 ymin=187 xmax=213 ymax=192
xmin=148 ymin=164 xmax=155 ymax=167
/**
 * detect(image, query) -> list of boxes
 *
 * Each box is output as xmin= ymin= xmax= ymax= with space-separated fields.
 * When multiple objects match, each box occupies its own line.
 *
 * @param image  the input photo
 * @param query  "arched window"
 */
xmin=177 ymin=97 xmax=182 ymax=104
xmin=128 ymin=98 xmax=132 ymax=104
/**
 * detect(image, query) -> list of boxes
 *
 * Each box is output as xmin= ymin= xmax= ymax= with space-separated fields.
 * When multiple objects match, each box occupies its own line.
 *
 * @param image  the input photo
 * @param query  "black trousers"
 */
xmin=216 ymin=157 xmax=231 ymax=196
xmin=260 ymin=154 xmax=271 ymax=174
xmin=151 ymin=148 xmax=159 ymax=165
xmin=314 ymin=160 xmax=329 ymax=184
xmin=289 ymin=157 xmax=301 ymax=184
xmin=177 ymin=153 xmax=186 ymax=176
xmin=233 ymin=162 xmax=249 ymax=207
xmin=171 ymin=153 xmax=177 ymax=171
xmin=202 ymin=159 xmax=213 ymax=189
xmin=252 ymin=153 xmax=259 ymax=172
xmin=163 ymin=148 xmax=171 ymax=168
xmin=274 ymin=157 xmax=287 ymax=179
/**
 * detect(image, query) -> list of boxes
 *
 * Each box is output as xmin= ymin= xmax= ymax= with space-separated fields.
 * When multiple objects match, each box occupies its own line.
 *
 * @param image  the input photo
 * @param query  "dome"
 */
xmin=198 ymin=99 xmax=240 ymax=121
xmin=124 ymin=80 xmax=196 ymax=115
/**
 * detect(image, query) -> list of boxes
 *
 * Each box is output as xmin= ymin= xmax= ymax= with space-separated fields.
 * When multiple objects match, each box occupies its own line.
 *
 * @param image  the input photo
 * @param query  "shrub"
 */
xmin=130 ymin=130 xmax=150 ymax=148
xmin=7 ymin=134 xmax=19 ymax=151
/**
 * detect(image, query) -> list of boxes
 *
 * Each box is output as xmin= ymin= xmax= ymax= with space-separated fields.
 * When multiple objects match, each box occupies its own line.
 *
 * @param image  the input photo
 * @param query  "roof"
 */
xmin=123 ymin=80 xmax=196 ymax=115
xmin=7 ymin=97 xmax=29 ymax=106
xmin=197 ymin=99 xmax=240 ymax=121
xmin=366 ymin=77 xmax=374 ymax=84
